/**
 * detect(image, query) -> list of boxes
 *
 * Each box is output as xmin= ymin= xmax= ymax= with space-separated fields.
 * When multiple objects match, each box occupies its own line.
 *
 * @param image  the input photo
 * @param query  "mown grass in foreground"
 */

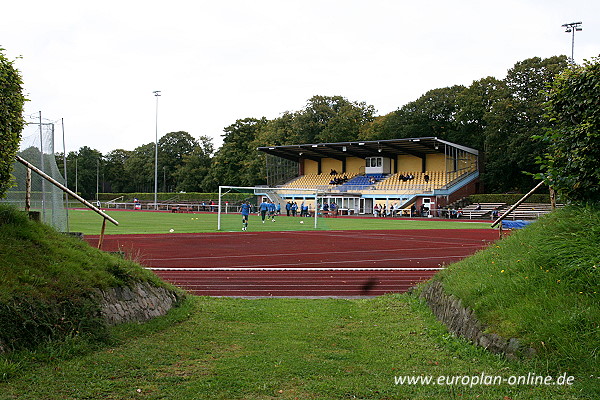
xmin=0 ymin=295 xmax=590 ymax=399
xmin=68 ymin=208 xmax=491 ymax=235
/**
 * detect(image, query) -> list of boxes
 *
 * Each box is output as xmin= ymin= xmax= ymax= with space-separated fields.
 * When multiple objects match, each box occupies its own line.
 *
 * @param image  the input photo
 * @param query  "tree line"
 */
xmin=57 ymin=55 xmax=570 ymax=199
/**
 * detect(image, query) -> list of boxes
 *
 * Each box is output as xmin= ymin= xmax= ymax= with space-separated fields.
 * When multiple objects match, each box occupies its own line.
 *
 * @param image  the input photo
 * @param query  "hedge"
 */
xmin=466 ymin=193 xmax=552 ymax=205
xmin=98 ymin=192 xmax=252 ymax=203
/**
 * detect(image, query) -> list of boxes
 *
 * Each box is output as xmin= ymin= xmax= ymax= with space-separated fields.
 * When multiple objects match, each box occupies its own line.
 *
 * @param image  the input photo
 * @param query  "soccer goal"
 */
xmin=217 ymin=186 xmax=326 ymax=231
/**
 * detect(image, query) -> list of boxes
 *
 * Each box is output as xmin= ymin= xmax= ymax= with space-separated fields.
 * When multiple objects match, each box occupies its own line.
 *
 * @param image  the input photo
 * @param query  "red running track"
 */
xmin=86 ymin=229 xmax=498 ymax=297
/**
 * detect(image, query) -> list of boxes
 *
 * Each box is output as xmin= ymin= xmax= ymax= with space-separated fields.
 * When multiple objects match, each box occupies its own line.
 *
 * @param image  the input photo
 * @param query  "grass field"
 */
xmin=68 ymin=209 xmax=492 ymax=235
xmin=2 ymin=205 xmax=597 ymax=398
xmin=0 ymin=295 xmax=586 ymax=400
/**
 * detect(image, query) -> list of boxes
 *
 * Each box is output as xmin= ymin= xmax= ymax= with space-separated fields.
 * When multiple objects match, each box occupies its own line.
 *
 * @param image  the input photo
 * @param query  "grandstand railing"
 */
xmin=491 ymin=181 xmax=547 ymax=230
xmin=439 ymin=170 xmax=479 ymax=191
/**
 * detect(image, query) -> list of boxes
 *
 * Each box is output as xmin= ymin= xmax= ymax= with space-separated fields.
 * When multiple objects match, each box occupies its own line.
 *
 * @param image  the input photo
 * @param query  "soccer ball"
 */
xmin=169 ymin=229 xmax=174 ymax=233
xmin=300 ymin=220 xmax=304 ymax=224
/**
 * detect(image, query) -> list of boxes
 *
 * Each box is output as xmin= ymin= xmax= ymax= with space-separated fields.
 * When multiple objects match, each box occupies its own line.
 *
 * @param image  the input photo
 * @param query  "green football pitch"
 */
xmin=68 ymin=209 xmax=493 ymax=235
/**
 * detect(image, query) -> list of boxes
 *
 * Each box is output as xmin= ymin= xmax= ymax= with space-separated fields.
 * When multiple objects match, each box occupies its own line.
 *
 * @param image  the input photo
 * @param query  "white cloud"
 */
xmin=2 ymin=0 xmax=598 ymax=154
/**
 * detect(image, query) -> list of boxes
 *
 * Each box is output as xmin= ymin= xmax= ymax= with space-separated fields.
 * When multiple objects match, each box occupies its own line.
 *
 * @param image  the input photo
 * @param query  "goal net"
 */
xmin=1 ymin=120 xmax=68 ymax=232
xmin=217 ymin=186 xmax=328 ymax=232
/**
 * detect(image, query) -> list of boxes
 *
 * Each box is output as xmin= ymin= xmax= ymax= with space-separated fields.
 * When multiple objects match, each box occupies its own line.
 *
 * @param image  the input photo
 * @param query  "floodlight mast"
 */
xmin=153 ymin=90 xmax=161 ymax=210
xmin=562 ymin=21 xmax=582 ymax=63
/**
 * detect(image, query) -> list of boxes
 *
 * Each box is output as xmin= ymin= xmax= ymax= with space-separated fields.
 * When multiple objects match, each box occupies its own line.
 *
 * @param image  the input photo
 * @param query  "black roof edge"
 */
xmin=257 ymin=137 xmax=478 ymax=162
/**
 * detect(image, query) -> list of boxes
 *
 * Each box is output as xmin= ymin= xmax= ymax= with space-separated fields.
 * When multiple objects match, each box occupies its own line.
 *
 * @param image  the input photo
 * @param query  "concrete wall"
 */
xmin=426 ymin=153 xmax=446 ymax=171
xmin=321 ymin=158 xmax=343 ymax=174
xmin=346 ymin=157 xmax=364 ymax=174
xmin=303 ymin=159 xmax=319 ymax=175
xmin=397 ymin=155 xmax=422 ymax=172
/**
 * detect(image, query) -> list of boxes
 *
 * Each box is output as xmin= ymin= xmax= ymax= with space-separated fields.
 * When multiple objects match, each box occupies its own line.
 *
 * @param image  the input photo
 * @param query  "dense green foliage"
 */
xmin=434 ymin=205 xmax=600 ymax=378
xmin=538 ymin=56 xmax=600 ymax=203
xmin=0 ymin=205 xmax=182 ymax=352
xmin=0 ymin=49 xmax=26 ymax=199
xmin=57 ymin=56 xmax=570 ymax=198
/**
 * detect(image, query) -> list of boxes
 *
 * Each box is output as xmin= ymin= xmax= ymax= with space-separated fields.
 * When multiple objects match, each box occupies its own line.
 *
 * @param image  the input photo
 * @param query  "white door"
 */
xmin=422 ymin=198 xmax=434 ymax=216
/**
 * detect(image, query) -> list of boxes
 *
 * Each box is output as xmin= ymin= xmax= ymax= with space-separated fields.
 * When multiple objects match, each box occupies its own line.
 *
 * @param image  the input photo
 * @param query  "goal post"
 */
xmin=217 ymin=186 xmax=324 ymax=231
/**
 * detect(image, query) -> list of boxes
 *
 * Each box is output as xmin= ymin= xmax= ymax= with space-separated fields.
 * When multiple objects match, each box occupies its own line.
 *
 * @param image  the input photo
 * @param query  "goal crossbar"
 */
xmin=217 ymin=186 xmax=325 ymax=230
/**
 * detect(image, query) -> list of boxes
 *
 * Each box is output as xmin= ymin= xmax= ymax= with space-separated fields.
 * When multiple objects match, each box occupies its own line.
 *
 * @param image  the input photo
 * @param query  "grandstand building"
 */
xmin=257 ymin=137 xmax=480 ymax=216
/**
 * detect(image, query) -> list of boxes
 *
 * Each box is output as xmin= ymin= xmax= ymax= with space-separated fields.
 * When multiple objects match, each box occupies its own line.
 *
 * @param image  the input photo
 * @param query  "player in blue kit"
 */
xmin=258 ymin=199 xmax=270 ymax=223
xmin=268 ymin=201 xmax=277 ymax=222
xmin=240 ymin=201 xmax=252 ymax=231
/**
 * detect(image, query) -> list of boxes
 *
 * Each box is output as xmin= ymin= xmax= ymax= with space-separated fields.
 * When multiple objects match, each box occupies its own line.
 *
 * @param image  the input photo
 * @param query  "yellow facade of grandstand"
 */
xmin=258 ymin=138 xmax=480 ymax=214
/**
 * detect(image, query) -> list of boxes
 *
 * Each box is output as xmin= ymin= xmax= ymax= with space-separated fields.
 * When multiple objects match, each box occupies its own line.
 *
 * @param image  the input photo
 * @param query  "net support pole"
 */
xmin=15 ymin=155 xmax=119 ymax=227
xmin=39 ymin=111 xmax=46 ymax=222
xmin=98 ymin=218 xmax=107 ymax=249
xmin=25 ymin=167 xmax=31 ymax=212
xmin=61 ymin=118 xmax=70 ymax=232
xmin=217 ymin=186 xmax=222 ymax=231
xmin=314 ymin=190 xmax=318 ymax=229
xmin=491 ymin=180 xmax=545 ymax=228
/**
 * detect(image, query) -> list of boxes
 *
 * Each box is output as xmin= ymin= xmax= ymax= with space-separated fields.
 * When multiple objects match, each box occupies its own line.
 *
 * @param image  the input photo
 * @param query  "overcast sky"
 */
xmin=2 ymin=0 xmax=598 ymax=154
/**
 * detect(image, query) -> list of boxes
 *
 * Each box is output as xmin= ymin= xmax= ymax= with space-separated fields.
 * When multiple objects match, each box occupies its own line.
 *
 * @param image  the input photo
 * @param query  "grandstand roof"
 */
xmin=257 ymin=137 xmax=478 ymax=162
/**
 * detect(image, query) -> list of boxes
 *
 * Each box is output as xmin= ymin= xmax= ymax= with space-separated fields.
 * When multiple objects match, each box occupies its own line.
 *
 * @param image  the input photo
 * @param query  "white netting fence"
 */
xmin=1 ymin=119 xmax=68 ymax=232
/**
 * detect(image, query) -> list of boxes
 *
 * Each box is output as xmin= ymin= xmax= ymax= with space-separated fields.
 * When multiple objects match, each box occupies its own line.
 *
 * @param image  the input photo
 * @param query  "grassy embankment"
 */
xmin=0 ymin=204 xmax=598 ymax=399
xmin=431 ymin=204 xmax=599 ymax=379
xmin=0 ymin=205 xmax=184 ymax=371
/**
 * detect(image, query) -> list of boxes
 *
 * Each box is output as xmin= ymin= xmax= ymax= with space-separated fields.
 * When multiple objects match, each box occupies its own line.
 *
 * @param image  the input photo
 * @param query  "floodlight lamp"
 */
xmin=378 ymin=148 xmax=382 ymax=153
xmin=358 ymin=142 xmax=365 ymax=145
xmin=565 ymin=28 xmax=572 ymax=33
xmin=342 ymin=146 xmax=347 ymax=151
xmin=576 ymin=28 xmax=582 ymax=31
xmin=311 ymin=144 xmax=318 ymax=148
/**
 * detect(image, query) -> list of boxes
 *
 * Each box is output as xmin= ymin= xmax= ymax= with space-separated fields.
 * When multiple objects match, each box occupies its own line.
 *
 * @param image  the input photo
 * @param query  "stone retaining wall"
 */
xmin=94 ymin=281 xmax=183 ymax=326
xmin=419 ymin=280 xmax=535 ymax=359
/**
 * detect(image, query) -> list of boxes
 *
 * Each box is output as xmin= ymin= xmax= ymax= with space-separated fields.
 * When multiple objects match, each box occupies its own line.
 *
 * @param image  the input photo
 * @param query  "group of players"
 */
xmin=240 ymin=199 xmax=279 ymax=231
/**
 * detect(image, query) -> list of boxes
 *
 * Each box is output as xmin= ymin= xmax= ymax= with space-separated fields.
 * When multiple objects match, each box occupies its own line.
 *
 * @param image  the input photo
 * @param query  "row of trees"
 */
xmin=2 ymin=48 xmax=598 ymax=204
xmin=56 ymin=132 xmax=214 ymax=199
xmin=57 ymin=55 xmax=578 ymax=199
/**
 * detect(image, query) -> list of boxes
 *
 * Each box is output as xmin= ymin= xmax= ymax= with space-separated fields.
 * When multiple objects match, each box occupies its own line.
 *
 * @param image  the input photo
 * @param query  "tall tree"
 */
xmin=360 ymin=86 xmax=466 ymax=141
xmin=175 ymin=135 xmax=214 ymax=192
xmin=455 ymin=76 xmax=507 ymax=151
xmin=539 ymin=56 xmax=600 ymax=202
xmin=294 ymin=95 xmax=376 ymax=144
xmin=256 ymin=112 xmax=298 ymax=146
xmin=103 ymin=149 xmax=131 ymax=193
xmin=123 ymin=143 xmax=154 ymax=193
xmin=483 ymin=56 xmax=569 ymax=192
xmin=158 ymin=131 xmax=198 ymax=191
xmin=202 ymin=118 xmax=268 ymax=191
xmin=72 ymin=146 xmax=103 ymax=199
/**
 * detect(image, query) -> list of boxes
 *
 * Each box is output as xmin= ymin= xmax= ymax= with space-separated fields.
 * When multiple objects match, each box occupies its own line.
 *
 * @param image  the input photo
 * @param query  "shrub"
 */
xmin=0 ymin=48 xmax=26 ymax=199
xmin=539 ymin=56 xmax=600 ymax=203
